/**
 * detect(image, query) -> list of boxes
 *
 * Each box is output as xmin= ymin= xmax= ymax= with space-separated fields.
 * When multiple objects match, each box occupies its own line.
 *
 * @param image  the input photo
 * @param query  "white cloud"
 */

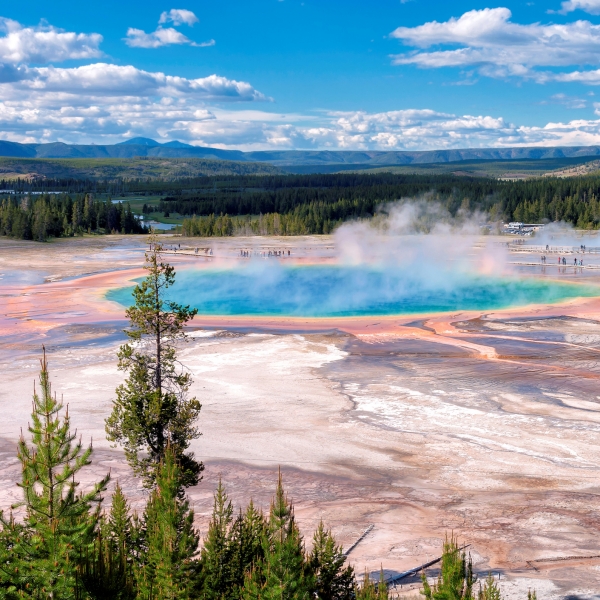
xmin=171 ymin=110 xmax=600 ymax=151
xmin=2 ymin=12 xmax=600 ymax=151
xmin=126 ymin=9 xmax=206 ymax=48
xmin=0 ymin=18 xmax=273 ymax=147
xmin=4 ymin=87 xmax=600 ymax=152
xmin=549 ymin=93 xmax=588 ymax=108
xmin=557 ymin=0 xmax=600 ymax=14
xmin=0 ymin=63 xmax=266 ymax=101
xmin=125 ymin=26 xmax=198 ymax=48
xmin=299 ymin=109 xmax=512 ymax=151
xmin=553 ymin=68 xmax=600 ymax=85
xmin=0 ymin=17 xmax=102 ymax=64
xmin=390 ymin=8 xmax=600 ymax=82
xmin=159 ymin=9 xmax=199 ymax=26
xmin=0 ymin=60 xmax=272 ymax=144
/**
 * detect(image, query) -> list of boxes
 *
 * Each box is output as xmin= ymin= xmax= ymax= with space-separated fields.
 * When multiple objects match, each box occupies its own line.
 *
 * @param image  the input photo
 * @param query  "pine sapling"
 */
xmin=0 ymin=348 xmax=109 ymax=597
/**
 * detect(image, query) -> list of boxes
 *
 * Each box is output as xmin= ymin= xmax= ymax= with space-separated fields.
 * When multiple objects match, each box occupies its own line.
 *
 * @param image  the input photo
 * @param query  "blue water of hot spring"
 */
xmin=106 ymin=264 xmax=600 ymax=318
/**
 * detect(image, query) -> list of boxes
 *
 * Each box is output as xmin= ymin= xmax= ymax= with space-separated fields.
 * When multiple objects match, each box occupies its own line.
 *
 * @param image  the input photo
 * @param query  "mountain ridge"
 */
xmin=2 ymin=139 xmax=600 ymax=167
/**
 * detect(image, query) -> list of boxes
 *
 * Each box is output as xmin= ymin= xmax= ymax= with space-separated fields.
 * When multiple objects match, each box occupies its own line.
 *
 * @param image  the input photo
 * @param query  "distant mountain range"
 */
xmin=3 ymin=137 xmax=600 ymax=168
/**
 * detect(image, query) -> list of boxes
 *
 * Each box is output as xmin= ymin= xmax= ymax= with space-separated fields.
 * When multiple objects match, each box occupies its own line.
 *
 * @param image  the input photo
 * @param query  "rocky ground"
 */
xmin=2 ymin=235 xmax=600 ymax=599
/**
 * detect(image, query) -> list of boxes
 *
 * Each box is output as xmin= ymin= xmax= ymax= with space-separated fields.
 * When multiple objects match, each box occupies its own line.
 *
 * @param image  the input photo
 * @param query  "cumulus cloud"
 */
xmin=0 ymin=63 xmax=266 ymax=100
xmin=1 ymin=11 xmax=600 ymax=151
xmin=125 ymin=9 xmax=210 ymax=48
xmin=0 ymin=16 xmax=102 ymax=64
xmin=299 ymin=109 xmax=512 ymax=150
xmin=0 ymin=14 xmax=265 ymax=145
xmin=390 ymin=8 xmax=600 ymax=82
xmin=4 ymin=83 xmax=600 ymax=152
xmin=556 ymin=0 xmax=600 ymax=14
xmin=0 ymin=59 xmax=274 ymax=144
xmin=202 ymin=110 xmax=600 ymax=151
xmin=125 ymin=27 xmax=213 ymax=48
xmin=552 ymin=68 xmax=600 ymax=84
xmin=159 ymin=9 xmax=199 ymax=26
xmin=125 ymin=27 xmax=192 ymax=48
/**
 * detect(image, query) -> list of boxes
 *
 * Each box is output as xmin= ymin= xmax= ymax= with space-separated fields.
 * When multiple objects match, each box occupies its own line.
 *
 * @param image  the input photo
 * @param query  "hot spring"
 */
xmin=106 ymin=264 xmax=600 ymax=317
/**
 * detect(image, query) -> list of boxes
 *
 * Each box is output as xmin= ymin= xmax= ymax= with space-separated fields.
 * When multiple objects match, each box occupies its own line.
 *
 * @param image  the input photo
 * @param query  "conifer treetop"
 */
xmin=105 ymin=236 xmax=203 ymax=490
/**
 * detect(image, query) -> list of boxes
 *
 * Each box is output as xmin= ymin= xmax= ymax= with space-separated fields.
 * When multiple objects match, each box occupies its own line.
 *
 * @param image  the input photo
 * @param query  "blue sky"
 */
xmin=3 ymin=0 xmax=600 ymax=150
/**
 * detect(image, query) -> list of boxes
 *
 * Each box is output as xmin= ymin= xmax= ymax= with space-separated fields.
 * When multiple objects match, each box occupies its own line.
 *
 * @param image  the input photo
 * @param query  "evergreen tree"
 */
xmin=106 ymin=483 xmax=134 ymax=559
xmin=229 ymin=501 xmax=267 ymax=595
xmin=0 ymin=348 xmax=109 ymax=598
xmin=243 ymin=472 xmax=312 ymax=600
xmin=309 ymin=522 xmax=354 ymax=600
xmin=355 ymin=569 xmax=388 ymax=600
xmin=477 ymin=573 xmax=501 ymax=600
xmin=80 ymin=483 xmax=136 ymax=599
xmin=105 ymin=237 xmax=202 ymax=490
xmin=136 ymin=447 xmax=200 ymax=599
xmin=421 ymin=534 xmax=474 ymax=600
xmin=198 ymin=478 xmax=235 ymax=600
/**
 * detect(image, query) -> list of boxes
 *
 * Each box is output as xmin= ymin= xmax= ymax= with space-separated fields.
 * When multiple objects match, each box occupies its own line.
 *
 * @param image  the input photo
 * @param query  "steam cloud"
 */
xmin=147 ymin=201 xmax=593 ymax=317
xmin=107 ymin=200 xmax=598 ymax=317
xmin=333 ymin=200 xmax=511 ymax=284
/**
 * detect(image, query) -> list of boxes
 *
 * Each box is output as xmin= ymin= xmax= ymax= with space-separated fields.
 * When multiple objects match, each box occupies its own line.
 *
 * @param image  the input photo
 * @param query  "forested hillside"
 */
xmin=0 ymin=156 xmax=280 ymax=182
xmin=3 ymin=172 xmax=600 ymax=240
xmin=0 ymin=194 xmax=144 ymax=240
xmin=172 ymin=172 xmax=600 ymax=235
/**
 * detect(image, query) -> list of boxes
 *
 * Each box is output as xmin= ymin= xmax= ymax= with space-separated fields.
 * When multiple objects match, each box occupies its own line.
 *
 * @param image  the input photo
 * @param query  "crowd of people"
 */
xmin=239 ymin=248 xmax=291 ymax=258
xmin=149 ymin=243 xmax=298 ymax=259
xmin=537 ymin=243 xmax=592 ymax=269
xmin=540 ymin=254 xmax=584 ymax=267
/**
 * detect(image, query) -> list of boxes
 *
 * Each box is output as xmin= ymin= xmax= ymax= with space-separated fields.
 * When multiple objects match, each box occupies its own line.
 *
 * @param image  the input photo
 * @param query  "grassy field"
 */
xmin=109 ymin=196 xmax=184 ymax=227
xmin=344 ymin=156 xmax=600 ymax=178
xmin=0 ymin=157 xmax=281 ymax=180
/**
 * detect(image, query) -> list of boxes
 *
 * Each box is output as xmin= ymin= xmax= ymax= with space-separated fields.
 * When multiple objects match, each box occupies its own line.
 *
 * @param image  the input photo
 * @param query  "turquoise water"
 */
xmin=107 ymin=265 xmax=600 ymax=317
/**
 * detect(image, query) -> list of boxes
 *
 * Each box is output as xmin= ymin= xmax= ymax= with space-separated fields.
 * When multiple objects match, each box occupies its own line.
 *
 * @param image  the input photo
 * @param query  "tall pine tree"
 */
xmin=105 ymin=235 xmax=202 ymax=490
xmin=0 ymin=348 xmax=109 ymax=598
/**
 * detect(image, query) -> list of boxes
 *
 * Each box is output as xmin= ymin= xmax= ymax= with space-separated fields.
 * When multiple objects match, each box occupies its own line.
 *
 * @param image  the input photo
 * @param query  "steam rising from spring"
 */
xmin=108 ymin=200 xmax=600 ymax=317
xmin=334 ymin=200 xmax=510 ymax=281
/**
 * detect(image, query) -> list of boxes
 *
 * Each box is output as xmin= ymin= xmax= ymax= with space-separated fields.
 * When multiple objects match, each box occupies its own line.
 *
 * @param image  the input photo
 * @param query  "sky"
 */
xmin=4 ymin=0 xmax=600 ymax=151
